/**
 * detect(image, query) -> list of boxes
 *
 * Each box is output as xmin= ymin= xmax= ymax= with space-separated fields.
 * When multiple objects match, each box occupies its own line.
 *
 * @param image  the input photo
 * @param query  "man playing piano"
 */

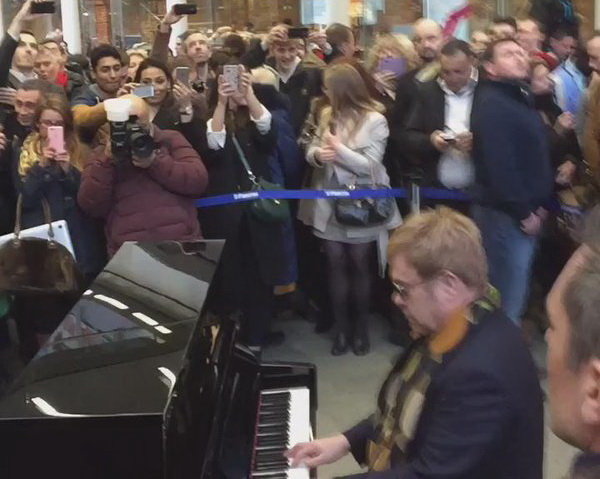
xmin=287 ymin=207 xmax=543 ymax=478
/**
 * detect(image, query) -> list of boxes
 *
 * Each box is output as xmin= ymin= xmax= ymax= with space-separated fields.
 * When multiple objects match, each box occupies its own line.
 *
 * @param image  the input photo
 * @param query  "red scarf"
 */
xmin=56 ymin=70 xmax=69 ymax=88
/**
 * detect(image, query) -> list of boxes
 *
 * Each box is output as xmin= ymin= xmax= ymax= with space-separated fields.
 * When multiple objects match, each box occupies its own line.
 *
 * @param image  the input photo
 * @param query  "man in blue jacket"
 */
xmin=286 ymin=207 xmax=543 ymax=478
xmin=471 ymin=38 xmax=554 ymax=324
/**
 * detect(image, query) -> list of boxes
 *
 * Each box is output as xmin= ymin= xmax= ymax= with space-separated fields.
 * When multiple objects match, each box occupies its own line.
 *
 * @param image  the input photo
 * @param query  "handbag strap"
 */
xmin=14 ymin=195 xmax=55 ymax=240
xmin=231 ymin=134 xmax=260 ymax=188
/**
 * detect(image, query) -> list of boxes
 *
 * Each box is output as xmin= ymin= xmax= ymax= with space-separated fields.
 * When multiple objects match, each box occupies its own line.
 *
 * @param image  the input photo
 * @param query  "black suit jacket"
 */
xmin=341 ymin=309 xmax=544 ymax=479
xmin=404 ymin=80 xmax=480 ymax=186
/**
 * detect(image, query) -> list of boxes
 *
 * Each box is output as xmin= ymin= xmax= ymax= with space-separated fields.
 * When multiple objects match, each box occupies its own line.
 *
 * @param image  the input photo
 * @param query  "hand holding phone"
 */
xmin=47 ymin=126 xmax=65 ymax=154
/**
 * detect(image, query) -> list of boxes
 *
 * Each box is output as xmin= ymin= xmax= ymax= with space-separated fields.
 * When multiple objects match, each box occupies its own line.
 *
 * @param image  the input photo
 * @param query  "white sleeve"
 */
xmin=251 ymin=105 xmax=272 ymax=135
xmin=206 ymin=118 xmax=227 ymax=150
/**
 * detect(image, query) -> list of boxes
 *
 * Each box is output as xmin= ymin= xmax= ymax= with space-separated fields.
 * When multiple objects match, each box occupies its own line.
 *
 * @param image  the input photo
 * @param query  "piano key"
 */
xmin=258 ymin=424 xmax=289 ymax=434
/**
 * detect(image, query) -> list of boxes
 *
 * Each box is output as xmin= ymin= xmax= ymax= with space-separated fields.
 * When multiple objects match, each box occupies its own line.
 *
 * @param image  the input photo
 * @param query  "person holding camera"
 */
xmin=124 ymin=58 xmax=208 ymax=158
xmin=201 ymin=65 xmax=287 ymax=348
xmin=71 ymin=45 xmax=127 ymax=144
xmin=77 ymin=95 xmax=208 ymax=256
xmin=242 ymin=24 xmax=321 ymax=136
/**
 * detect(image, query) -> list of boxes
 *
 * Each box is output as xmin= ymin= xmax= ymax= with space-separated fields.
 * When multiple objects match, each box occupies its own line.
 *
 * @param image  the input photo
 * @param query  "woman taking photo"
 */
xmin=15 ymin=94 xmax=105 ymax=280
xmin=118 ymin=58 xmax=208 ymax=156
xmin=298 ymin=63 xmax=401 ymax=356
xmin=12 ymin=94 xmax=105 ymax=357
xmin=202 ymin=64 xmax=288 ymax=348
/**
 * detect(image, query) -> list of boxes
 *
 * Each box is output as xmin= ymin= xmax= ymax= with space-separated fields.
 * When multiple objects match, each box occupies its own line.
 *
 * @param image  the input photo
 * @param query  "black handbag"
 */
xmin=231 ymin=134 xmax=290 ymax=223
xmin=334 ymin=158 xmax=394 ymax=227
xmin=0 ymin=196 xmax=84 ymax=295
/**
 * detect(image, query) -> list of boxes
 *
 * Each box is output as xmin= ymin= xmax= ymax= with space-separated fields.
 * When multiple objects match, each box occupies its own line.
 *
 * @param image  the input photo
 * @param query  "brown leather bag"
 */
xmin=0 ymin=196 xmax=84 ymax=294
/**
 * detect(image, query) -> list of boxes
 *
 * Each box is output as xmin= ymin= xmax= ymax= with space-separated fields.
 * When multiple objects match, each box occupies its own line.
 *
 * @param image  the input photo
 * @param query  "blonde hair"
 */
xmin=365 ymin=33 xmax=420 ymax=72
xmin=388 ymin=207 xmax=488 ymax=295
xmin=321 ymin=63 xmax=384 ymax=137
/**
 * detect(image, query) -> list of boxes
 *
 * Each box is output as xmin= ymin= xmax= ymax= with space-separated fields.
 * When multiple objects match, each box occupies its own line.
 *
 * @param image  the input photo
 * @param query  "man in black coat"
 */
xmin=241 ymin=25 xmax=321 ymax=137
xmin=286 ymin=207 xmax=544 ymax=478
xmin=405 ymin=39 xmax=479 ymax=190
xmin=471 ymin=38 xmax=554 ymax=324
xmin=387 ymin=18 xmax=444 ymax=187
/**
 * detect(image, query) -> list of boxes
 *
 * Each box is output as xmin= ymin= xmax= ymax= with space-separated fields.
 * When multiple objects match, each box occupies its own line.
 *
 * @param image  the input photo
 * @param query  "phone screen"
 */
xmin=173 ymin=3 xmax=197 ymax=15
xmin=223 ymin=65 xmax=241 ymax=91
xmin=378 ymin=58 xmax=408 ymax=78
xmin=133 ymin=84 xmax=155 ymax=98
xmin=174 ymin=67 xmax=191 ymax=86
xmin=47 ymin=126 xmax=65 ymax=154
xmin=288 ymin=27 xmax=309 ymax=39
xmin=31 ymin=1 xmax=56 ymax=14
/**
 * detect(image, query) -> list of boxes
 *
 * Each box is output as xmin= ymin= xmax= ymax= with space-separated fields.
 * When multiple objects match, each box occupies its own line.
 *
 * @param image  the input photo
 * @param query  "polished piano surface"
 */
xmin=0 ymin=240 xmax=316 ymax=479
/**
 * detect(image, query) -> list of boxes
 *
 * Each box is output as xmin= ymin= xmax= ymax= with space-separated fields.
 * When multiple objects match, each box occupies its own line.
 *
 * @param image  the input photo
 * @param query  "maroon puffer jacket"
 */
xmin=78 ymin=127 xmax=208 ymax=256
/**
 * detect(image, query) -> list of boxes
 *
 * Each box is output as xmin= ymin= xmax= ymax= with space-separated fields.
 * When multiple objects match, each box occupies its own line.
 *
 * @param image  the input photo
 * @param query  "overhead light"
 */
xmin=83 ymin=289 xmax=93 ymax=296
xmin=82 ymin=11 xmax=89 ymax=16
xmin=155 ymin=326 xmax=172 ymax=335
xmin=132 ymin=312 xmax=159 ymax=327
xmin=30 ymin=397 xmax=85 ymax=418
xmin=94 ymin=294 xmax=128 ymax=310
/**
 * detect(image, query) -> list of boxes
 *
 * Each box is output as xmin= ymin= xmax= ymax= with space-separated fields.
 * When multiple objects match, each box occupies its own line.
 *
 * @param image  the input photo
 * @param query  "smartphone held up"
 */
xmin=47 ymin=126 xmax=66 ymax=156
xmin=223 ymin=64 xmax=241 ymax=92
xmin=31 ymin=1 xmax=56 ymax=14
xmin=173 ymin=3 xmax=197 ymax=15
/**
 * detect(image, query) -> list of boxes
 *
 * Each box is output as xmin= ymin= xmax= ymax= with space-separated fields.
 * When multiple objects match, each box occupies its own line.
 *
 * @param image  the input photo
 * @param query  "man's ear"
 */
xmin=482 ymin=61 xmax=495 ymax=78
xmin=581 ymin=359 xmax=600 ymax=427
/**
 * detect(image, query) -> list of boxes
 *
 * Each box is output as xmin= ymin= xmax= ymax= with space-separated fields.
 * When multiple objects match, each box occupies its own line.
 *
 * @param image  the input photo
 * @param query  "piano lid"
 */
xmin=0 ymin=240 xmax=225 ymax=419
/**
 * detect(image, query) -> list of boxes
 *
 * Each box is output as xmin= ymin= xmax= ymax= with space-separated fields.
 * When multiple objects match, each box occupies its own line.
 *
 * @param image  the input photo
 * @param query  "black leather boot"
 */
xmin=352 ymin=327 xmax=370 ymax=356
xmin=331 ymin=331 xmax=349 ymax=356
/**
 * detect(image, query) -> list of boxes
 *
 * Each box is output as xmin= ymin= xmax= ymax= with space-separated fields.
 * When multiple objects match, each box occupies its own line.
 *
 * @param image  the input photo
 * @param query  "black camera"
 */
xmin=110 ymin=115 xmax=155 ymax=163
xmin=191 ymin=80 xmax=206 ymax=94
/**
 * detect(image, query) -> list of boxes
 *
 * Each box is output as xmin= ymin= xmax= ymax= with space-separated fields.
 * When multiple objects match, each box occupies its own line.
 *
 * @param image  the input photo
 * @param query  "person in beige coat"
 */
xmin=298 ymin=63 xmax=401 ymax=357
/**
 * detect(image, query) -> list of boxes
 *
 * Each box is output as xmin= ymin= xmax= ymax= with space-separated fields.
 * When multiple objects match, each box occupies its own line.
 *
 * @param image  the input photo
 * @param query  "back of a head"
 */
xmin=326 ymin=23 xmax=352 ymax=48
xmin=90 ymin=44 xmax=123 ymax=71
xmin=388 ymin=207 xmax=488 ymax=295
xmin=223 ymin=33 xmax=247 ymax=59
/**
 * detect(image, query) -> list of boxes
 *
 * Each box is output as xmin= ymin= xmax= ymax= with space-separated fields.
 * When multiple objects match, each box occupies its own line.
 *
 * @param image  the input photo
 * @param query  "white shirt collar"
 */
xmin=437 ymin=68 xmax=478 ymax=96
xmin=278 ymin=56 xmax=301 ymax=84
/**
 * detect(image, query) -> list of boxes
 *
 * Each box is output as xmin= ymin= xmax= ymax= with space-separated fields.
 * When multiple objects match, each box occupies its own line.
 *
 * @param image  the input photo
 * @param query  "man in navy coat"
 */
xmin=287 ymin=207 xmax=544 ymax=478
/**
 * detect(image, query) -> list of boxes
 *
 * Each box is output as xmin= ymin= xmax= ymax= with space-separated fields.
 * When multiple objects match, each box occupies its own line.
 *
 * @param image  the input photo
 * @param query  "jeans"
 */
xmin=472 ymin=205 xmax=538 ymax=324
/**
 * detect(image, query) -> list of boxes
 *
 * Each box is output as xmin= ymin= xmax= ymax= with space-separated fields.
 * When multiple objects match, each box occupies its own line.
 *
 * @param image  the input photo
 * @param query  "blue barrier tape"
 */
xmin=195 ymin=188 xmax=409 ymax=208
xmin=194 ymin=187 xmax=585 ymax=217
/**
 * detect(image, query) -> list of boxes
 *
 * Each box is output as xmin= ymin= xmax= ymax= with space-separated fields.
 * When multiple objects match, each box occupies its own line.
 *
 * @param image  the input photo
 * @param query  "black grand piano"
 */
xmin=0 ymin=240 xmax=317 ymax=479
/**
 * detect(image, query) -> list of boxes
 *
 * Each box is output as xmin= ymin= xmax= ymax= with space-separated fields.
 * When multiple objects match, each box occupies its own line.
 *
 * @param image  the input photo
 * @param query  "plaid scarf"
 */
xmin=367 ymin=290 xmax=499 ymax=471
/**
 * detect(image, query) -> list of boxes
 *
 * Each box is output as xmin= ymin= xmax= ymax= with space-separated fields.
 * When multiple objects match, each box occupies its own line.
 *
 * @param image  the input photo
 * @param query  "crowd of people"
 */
xmin=0 ymin=0 xmax=594 ymax=354
xmin=0 ymin=0 xmax=599 ymax=476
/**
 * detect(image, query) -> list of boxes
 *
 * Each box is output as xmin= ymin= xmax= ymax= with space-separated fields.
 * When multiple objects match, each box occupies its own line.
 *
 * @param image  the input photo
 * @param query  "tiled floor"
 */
xmin=263 ymin=314 xmax=579 ymax=479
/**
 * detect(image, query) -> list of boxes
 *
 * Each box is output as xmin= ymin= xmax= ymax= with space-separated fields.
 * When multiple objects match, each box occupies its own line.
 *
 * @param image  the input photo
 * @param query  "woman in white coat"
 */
xmin=298 ymin=63 xmax=401 ymax=356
